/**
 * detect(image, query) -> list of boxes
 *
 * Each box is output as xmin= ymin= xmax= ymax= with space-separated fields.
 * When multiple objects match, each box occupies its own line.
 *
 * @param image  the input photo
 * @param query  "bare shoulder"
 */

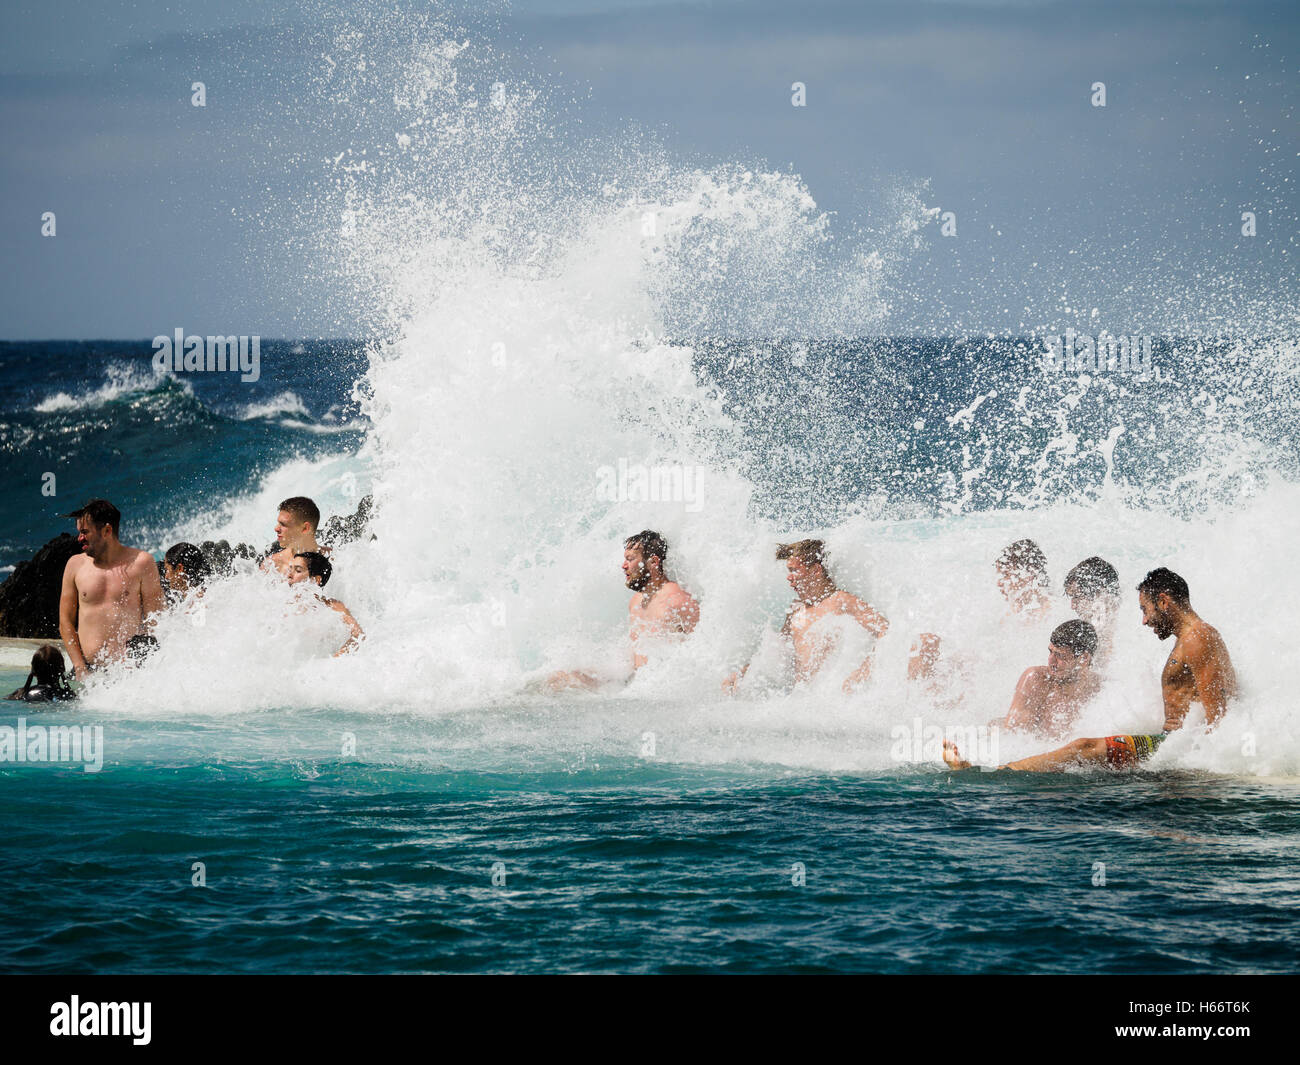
xmin=127 ymin=548 xmax=158 ymax=574
xmin=63 ymin=553 xmax=88 ymax=579
xmin=1181 ymin=620 xmax=1227 ymax=661
xmin=662 ymin=581 xmax=696 ymax=606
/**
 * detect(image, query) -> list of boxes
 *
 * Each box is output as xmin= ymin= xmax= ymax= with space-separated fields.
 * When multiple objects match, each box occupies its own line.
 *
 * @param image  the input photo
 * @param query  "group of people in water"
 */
xmin=9 ymin=500 xmax=1239 ymax=775
xmin=6 ymin=495 xmax=363 ymax=703
xmin=542 ymin=529 xmax=1237 ymax=773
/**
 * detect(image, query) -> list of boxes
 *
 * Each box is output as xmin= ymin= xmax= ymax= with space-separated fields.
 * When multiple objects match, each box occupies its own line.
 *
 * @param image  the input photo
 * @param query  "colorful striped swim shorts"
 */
xmin=1104 ymin=732 xmax=1168 ymax=768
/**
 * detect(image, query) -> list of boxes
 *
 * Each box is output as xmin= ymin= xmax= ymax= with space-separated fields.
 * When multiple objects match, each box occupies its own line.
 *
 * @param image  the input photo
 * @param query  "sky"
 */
xmin=1 ymin=0 xmax=1296 ymax=337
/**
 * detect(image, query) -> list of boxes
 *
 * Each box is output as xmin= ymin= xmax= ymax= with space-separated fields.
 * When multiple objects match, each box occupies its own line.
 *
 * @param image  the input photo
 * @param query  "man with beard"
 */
xmin=545 ymin=530 xmax=700 ymax=692
xmin=58 ymin=499 xmax=166 ymax=679
xmin=943 ymin=568 xmax=1236 ymax=771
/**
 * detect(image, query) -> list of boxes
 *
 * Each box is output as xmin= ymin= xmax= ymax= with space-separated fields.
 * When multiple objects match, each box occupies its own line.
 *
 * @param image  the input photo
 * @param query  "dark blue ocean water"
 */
xmin=2 ymin=338 xmax=1299 ymax=974
xmin=2 ymin=709 xmax=1297 ymax=974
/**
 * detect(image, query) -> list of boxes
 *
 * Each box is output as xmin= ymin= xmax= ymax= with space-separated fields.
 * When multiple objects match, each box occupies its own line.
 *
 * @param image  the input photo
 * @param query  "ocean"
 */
xmin=1 ymin=334 xmax=1298 ymax=974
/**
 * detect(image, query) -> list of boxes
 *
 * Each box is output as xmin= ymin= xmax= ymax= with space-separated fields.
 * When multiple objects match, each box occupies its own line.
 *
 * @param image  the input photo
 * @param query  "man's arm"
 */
xmin=138 ymin=553 xmax=166 ymax=631
xmin=1185 ymin=629 xmax=1234 ymax=729
xmin=667 ymin=588 xmax=700 ymax=634
xmin=328 ymin=599 xmax=365 ymax=656
xmin=724 ymin=602 xmax=795 ymax=693
xmin=841 ymin=594 xmax=889 ymax=693
xmin=995 ymin=668 xmax=1044 ymax=731
xmin=58 ymin=557 xmax=89 ymax=679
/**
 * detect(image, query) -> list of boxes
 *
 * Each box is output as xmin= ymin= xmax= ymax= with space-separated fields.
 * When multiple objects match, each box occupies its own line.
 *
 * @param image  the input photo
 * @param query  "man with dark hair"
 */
xmin=287 ymin=550 xmax=364 ymax=657
xmin=990 ymin=620 xmax=1101 ymax=738
xmin=945 ymin=568 xmax=1237 ymax=771
xmin=1064 ymin=556 xmax=1122 ymax=660
xmin=58 ymin=499 xmax=166 ymax=679
xmin=545 ymin=530 xmax=700 ymax=692
xmin=724 ymin=538 xmax=889 ymax=694
xmin=263 ymin=496 xmax=328 ymax=576
xmin=163 ymin=543 xmax=211 ymax=596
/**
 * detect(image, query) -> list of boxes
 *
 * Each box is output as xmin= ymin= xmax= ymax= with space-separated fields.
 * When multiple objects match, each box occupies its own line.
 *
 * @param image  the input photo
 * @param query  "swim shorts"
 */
xmin=1104 ymin=732 xmax=1168 ymax=768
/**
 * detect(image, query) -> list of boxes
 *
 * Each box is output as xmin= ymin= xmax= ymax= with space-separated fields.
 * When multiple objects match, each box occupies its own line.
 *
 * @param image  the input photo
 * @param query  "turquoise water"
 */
xmin=4 ymin=683 xmax=1298 ymax=974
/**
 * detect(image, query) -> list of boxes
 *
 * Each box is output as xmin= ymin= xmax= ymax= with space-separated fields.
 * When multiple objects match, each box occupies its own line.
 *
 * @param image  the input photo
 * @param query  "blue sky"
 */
xmin=2 ymin=0 xmax=1295 ymax=337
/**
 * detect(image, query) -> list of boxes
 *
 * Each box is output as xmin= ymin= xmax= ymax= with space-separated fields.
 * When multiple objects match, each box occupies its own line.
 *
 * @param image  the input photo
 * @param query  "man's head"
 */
xmin=996 ymin=539 xmax=1049 ymax=602
xmin=66 ymin=499 xmax=121 ymax=560
xmin=289 ymin=550 xmax=332 ymax=588
xmin=275 ymin=497 xmax=321 ymax=550
xmin=1046 ymin=619 xmax=1098 ymax=677
xmin=776 ymin=539 xmax=830 ymax=600
xmin=1137 ymin=567 xmax=1190 ymax=640
xmin=1064 ymin=556 xmax=1121 ymax=621
xmin=163 ymin=542 xmax=210 ymax=592
xmin=623 ymin=530 xmax=668 ymax=591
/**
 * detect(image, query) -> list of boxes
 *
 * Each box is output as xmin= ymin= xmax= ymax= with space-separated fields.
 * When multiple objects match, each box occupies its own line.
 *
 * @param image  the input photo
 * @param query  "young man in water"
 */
xmin=723 ymin=539 xmax=889 ymax=694
xmin=1063 ymin=556 xmax=1122 ymax=662
xmin=944 ymin=569 xmax=1236 ymax=771
xmin=995 ymin=538 xmax=1053 ymax=620
xmin=909 ymin=537 xmax=1053 ymax=686
xmin=287 ymin=550 xmax=365 ymax=657
xmin=263 ymin=496 xmax=329 ymax=576
xmin=990 ymin=619 xmax=1100 ymax=739
xmin=58 ymin=499 xmax=166 ymax=680
xmin=545 ymin=530 xmax=700 ymax=692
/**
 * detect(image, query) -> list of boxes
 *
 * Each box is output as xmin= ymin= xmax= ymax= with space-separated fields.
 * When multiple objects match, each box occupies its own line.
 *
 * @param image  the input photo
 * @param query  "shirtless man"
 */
xmin=263 ymin=496 xmax=328 ymax=576
xmin=723 ymin=539 xmax=888 ymax=695
xmin=545 ymin=530 xmax=700 ymax=692
xmin=909 ymin=538 xmax=1052 ymax=685
xmin=990 ymin=620 xmax=1100 ymax=739
xmin=1063 ymin=556 xmax=1122 ymax=662
xmin=287 ymin=550 xmax=364 ymax=657
xmin=944 ymin=568 xmax=1235 ymax=771
xmin=58 ymin=499 xmax=166 ymax=679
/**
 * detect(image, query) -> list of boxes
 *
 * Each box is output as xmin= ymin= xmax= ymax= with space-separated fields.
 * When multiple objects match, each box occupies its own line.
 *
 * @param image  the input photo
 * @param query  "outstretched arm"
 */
xmin=329 ymin=599 xmax=365 ymax=656
xmin=842 ymin=595 xmax=889 ymax=693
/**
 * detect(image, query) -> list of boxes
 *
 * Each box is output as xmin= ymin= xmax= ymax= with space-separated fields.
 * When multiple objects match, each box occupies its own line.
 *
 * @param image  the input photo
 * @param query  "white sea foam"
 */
xmin=84 ymin=12 xmax=1298 ymax=781
xmin=35 ymin=362 xmax=185 ymax=412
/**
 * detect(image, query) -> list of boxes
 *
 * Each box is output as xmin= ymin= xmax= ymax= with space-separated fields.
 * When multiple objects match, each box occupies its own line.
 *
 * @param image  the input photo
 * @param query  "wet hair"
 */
xmin=996 ymin=539 xmax=1049 ymax=587
xmin=65 ymin=498 xmax=121 ymax=537
xmin=295 ymin=550 xmax=333 ymax=587
xmin=164 ymin=542 xmax=211 ymax=585
xmin=624 ymin=530 xmax=668 ymax=570
xmin=1050 ymin=619 xmax=1098 ymax=658
xmin=279 ymin=496 xmax=321 ymax=532
xmin=776 ymin=539 xmax=827 ymax=568
xmin=1137 ymin=567 xmax=1190 ymax=607
xmin=1064 ymin=557 xmax=1121 ymax=601
xmin=8 ymin=644 xmax=74 ymax=701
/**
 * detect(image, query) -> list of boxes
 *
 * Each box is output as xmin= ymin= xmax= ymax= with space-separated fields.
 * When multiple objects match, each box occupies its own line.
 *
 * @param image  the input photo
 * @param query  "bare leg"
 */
xmin=1001 ymin=736 xmax=1109 ymax=772
xmin=944 ymin=735 xmax=1109 ymax=772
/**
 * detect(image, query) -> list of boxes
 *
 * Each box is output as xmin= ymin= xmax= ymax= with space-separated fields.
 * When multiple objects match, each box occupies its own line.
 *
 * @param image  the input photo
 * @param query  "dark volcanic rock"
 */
xmin=319 ymin=494 xmax=375 ymax=547
xmin=0 ymin=534 xmax=81 ymax=638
